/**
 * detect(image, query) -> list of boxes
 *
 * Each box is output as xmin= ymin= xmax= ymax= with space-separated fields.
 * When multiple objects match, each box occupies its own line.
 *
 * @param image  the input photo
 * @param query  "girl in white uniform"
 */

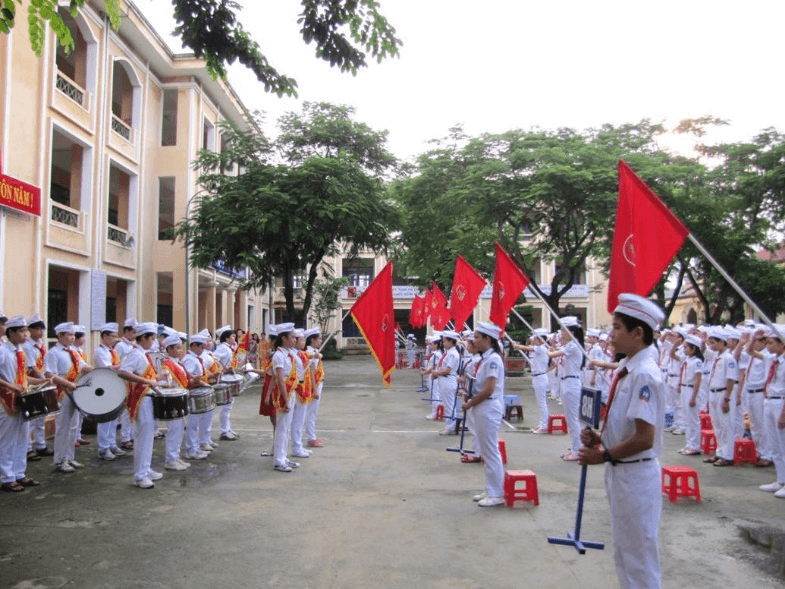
xmin=463 ymin=322 xmax=506 ymax=507
xmin=305 ymin=328 xmax=326 ymax=448
xmin=513 ymin=329 xmax=551 ymax=433
xmin=548 ymin=317 xmax=585 ymax=461
xmin=271 ymin=324 xmax=299 ymax=472
xmin=422 ymin=336 xmax=442 ymax=420
xmin=459 ymin=335 xmax=482 ymax=463
xmin=677 ymin=335 xmax=704 ymax=455
xmin=434 ymin=331 xmax=461 ymax=435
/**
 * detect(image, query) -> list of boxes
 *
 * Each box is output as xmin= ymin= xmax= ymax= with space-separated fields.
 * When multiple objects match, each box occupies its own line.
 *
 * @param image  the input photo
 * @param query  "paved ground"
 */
xmin=2 ymin=356 xmax=785 ymax=588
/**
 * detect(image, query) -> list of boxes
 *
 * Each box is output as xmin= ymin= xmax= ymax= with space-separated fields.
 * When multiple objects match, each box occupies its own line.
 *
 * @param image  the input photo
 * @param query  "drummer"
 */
xmin=257 ymin=327 xmax=279 ymax=456
xmin=182 ymin=332 xmax=213 ymax=461
xmin=200 ymin=330 xmax=223 ymax=452
xmin=304 ymin=328 xmax=326 ymax=448
xmin=159 ymin=334 xmax=192 ymax=471
xmin=44 ymin=322 xmax=93 ymax=473
xmin=114 ymin=318 xmax=137 ymax=451
xmin=117 ymin=322 xmax=165 ymax=489
xmin=272 ymin=323 xmax=299 ymax=472
xmin=290 ymin=328 xmax=316 ymax=459
xmin=213 ymin=325 xmax=240 ymax=441
xmin=22 ymin=313 xmax=53 ymax=460
xmin=70 ymin=325 xmax=91 ymax=448
xmin=93 ymin=322 xmax=126 ymax=461
xmin=0 ymin=316 xmax=50 ymax=491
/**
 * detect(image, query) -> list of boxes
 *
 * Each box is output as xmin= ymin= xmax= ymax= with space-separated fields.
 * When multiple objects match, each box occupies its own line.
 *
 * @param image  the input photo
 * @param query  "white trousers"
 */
xmin=27 ymin=415 xmax=47 ymax=451
xmin=429 ymin=377 xmax=441 ymax=418
xmin=305 ymin=383 xmax=323 ymax=442
xmin=605 ymin=460 xmax=662 ymax=589
xmin=472 ymin=398 xmax=504 ymax=498
xmin=198 ymin=410 xmax=214 ymax=446
xmin=763 ymin=398 xmax=785 ymax=484
xmin=746 ymin=391 xmax=770 ymax=460
xmin=532 ymin=374 xmax=549 ymax=430
xmin=219 ymin=398 xmax=233 ymax=435
xmin=562 ymin=378 xmax=581 ymax=455
xmin=465 ymin=405 xmax=480 ymax=456
xmin=0 ymin=411 xmax=28 ymax=483
xmin=97 ymin=418 xmax=119 ymax=452
xmin=164 ymin=418 xmax=185 ymax=463
xmin=69 ymin=408 xmax=84 ymax=441
xmin=133 ymin=397 xmax=156 ymax=482
xmin=120 ymin=409 xmax=133 ymax=443
xmin=709 ymin=392 xmax=736 ymax=460
xmin=439 ymin=378 xmax=458 ymax=430
xmin=53 ymin=395 xmax=78 ymax=465
xmin=273 ymin=394 xmax=296 ymax=468
xmin=187 ymin=409 xmax=214 ymax=452
xmin=681 ymin=386 xmax=700 ymax=451
xmin=290 ymin=397 xmax=308 ymax=454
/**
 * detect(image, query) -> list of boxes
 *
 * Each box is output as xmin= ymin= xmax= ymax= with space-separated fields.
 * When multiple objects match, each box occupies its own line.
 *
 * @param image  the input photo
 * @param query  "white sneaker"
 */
xmin=208 ymin=440 xmax=219 ymax=448
xmin=98 ymin=449 xmax=116 ymax=461
xmin=219 ymin=432 xmax=237 ymax=441
xmin=760 ymin=481 xmax=785 ymax=493
xmin=148 ymin=470 xmax=163 ymax=481
xmin=56 ymin=462 xmax=76 ymax=473
xmin=110 ymin=446 xmax=127 ymax=456
xmin=229 ymin=430 xmax=240 ymax=437
xmin=177 ymin=459 xmax=191 ymax=468
xmin=286 ymin=460 xmax=300 ymax=469
xmin=473 ymin=491 xmax=488 ymax=502
xmin=478 ymin=496 xmax=506 ymax=507
xmin=274 ymin=464 xmax=292 ymax=472
xmin=292 ymin=450 xmax=311 ymax=458
xmin=135 ymin=477 xmax=154 ymax=489
xmin=200 ymin=444 xmax=214 ymax=453
xmin=68 ymin=460 xmax=84 ymax=469
xmin=671 ymin=429 xmax=685 ymax=435
xmin=425 ymin=415 xmax=435 ymax=420
xmin=186 ymin=451 xmax=209 ymax=460
xmin=165 ymin=462 xmax=187 ymax=471
xmin=775 ymin=487 xmax=785 ymax=499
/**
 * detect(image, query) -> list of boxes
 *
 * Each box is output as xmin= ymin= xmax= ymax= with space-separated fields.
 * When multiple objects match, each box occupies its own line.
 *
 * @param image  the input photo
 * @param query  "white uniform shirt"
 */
xmin=741 ymin=350 xmax=770 ymax=390
xmin=21 ymin=339 xmax=44 ymax=372
xmin=603 ymin=349 xmax=664 ymax=460
xmin=562 ymin=340 xmax=583 ymax=378
xmin=0 ymin=340 xmax=32 ymax=383
xmin=120 ymin=347 xmax=153 ymax=376
xmin=93 ymin=344 xmax=118 ymax=369
xmin=272 ymin=348 xmax=292 ymax=376
xmin=679 ymin=355 xmax=703 ymax=390
xmin=707 ymin=349 xmax=738 ymax=392
xmin=474 ymin=348 xmax=505 ymax=402
xmin=529 ymin=345 xmax=549 ymax=376
xmin=182 ymin=350 xmax=206 ymax=378
xmin=115 ymin=338 xmax=136 ymax=360
xmin=763 ymin=353 xmax=785 ymax=397
xmin=438 ymin=347 xmax=460 ymax=389
xmin=214 ymin=342 xmax=234 ymax=370
xmin=44 ymin=343 xmax=86 ymax=377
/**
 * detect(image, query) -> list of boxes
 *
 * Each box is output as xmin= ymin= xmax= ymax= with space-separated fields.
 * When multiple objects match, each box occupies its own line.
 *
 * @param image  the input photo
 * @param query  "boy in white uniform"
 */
xmin=93 ymin=322 xmax=127 ymax=460
xmin=21 ymin=314 xmax=52 ymax=459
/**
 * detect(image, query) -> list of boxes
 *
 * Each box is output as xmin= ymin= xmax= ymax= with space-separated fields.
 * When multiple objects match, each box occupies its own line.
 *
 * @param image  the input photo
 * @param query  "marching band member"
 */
xmin=463 ymin=322 xmax=506 ymax=507
xmin=271 ymin=323 xmax=299 ymax=472
xmin=201 ymin=331 xmax=223 ymax=451
xmin=513 ymin=328 xmax=551 ymax=434
xmin=213 ymin=325 xmax=239 ymax=441
xmin=0 ymin=316 xmax=49 ymax=491
xmin=434 ymin=331 xmax=461 ymax=435
xmin=459 ymin=332 xmax=483 ymax=463
xmin=114 ymin=318 xmax=137 ymax=450
xmin=22 ymin=313 xmax=53 ymax=460
xmin=305 ymin=328 xmax=326 ymax=448
xmin=579 ymin=294 xmax=665 ymax=589
xmin=549 ymin=317 xmax=585 ymax=461
xmin=160 ymin=334 xmax=192 ymax=471
xmin=182 ymin=332 xmax=213 ymax=461
xmin=70 ymin=325 xmax=90 ymax=448
xmin=117 ymin=322 xmax=164 ymax=489
xmin=94 ymin=323 xmax=127 ymax=460
xmin=45 ymin=322 xmax=92 ymax=473
xmin=290 ymin=328 xmax=316 ymax=458
xmin=257 ymin=327 xmax=278 ymax=456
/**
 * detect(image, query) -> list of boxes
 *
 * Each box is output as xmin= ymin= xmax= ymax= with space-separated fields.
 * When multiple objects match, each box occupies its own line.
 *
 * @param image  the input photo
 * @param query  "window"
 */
xmin=161 ymin=89 xmax=178 ymax=146
xmin=343 ymin=258 xmax=374 ymax=288
xmin=158 ymin=177 xmax=175 ymax=240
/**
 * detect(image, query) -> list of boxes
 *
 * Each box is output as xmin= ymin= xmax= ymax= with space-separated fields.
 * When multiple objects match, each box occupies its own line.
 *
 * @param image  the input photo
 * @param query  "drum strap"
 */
xmin=126 ymin=358 xmax=157 ymax=421
xmin=273 ymin=360 xmax=298 ymax=411
xmin=35 ymin=342 xmax=46 ymax=372
xmin=163 ymin=358 xmax=189 ymax=388
xmin=0 ymin=348 xmax=26 ymax=416
xmin=109 ymin=347 xmax=120 ymax=367
xmin=54 ymin=349 xmax=81 ymax=402
xmin=296 ymin=352 xmax=314 ymax=404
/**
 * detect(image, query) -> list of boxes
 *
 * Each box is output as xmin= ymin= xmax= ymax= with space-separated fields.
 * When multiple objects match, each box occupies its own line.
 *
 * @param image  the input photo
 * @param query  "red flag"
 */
xmin=608 ymin=160 xmax=689 ymax=311
xmin=351 ymin=261 xmax=396 ymax=387
xmin=409 ymin=295 xmax=425 ymax=328
xmin=430 ymin=281 xmax=451 ymax=330
xmin=449 ymin=256 xmax=487 ymax=331
xmin=238 ymin=330 xmax=251 ymax=351
xmin=423 ymin=289 xmax=433 ymax=322
xmin=490 ymin=242 xmax=530 ymax=333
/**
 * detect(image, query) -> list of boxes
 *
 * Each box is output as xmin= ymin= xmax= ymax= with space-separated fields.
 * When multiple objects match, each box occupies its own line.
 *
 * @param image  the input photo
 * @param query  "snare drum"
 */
xmin=151 ymin=388 xmax=189 ymax=420
xmin=213 ymin=383 xmax=232 ymax=406
xmin=15 ymin=385 xmax=59 ymax=421
xmin=221 ymin=373 xmax=243 ymax=397
xmin=71 ymin=368 xmax=126 ymax=423
xmin=188 ymin=386 xmax=216 ymax=415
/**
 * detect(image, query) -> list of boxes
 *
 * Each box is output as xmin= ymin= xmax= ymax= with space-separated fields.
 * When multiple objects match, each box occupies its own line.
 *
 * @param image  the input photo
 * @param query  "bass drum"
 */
xmin=213 ymin=383 xmax=232 ymax=406
xmin=152 ymin=388 xmax=189 ymax=420
xmin=188 ymin=386 xmax=216 ymax=415
xmin=71 ymin=368 xmax=126 ymax=423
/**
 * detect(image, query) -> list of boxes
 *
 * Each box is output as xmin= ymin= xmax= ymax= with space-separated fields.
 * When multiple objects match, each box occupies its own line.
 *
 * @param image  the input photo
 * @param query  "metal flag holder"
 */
xmin=547 ymin=387 xmax=605 ymax=555
xmin=446 ymin=373 xmax=475 ymax=455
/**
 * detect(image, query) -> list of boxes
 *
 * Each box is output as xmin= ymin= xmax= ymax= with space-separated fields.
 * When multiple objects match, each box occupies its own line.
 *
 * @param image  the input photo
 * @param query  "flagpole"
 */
xmin=319 ymin=309 xmax=352 ymax=352
xmin=526 ymin=287 xmax=590 ymax=361
xmin=687 ymin=234 xmax=777 ymax=331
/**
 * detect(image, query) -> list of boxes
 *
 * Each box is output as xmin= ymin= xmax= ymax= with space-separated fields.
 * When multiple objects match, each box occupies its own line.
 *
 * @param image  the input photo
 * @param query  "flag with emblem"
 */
xmin=430 ymin=281 xmax=451 ymax=330
xmin=351 ymin=261 xmax=396 ymax=387
xmin=490 ymin=242 xmax=530 ymax=333
xmin=423 ymin=289 xmax=433 ymax=324
xmin=409 ymin=295 xmax=425 ymax=328
xmin=608 ymin=160 xmax=689 ymax=312
xmin=449 ymin=255 xmax=487 ymax=331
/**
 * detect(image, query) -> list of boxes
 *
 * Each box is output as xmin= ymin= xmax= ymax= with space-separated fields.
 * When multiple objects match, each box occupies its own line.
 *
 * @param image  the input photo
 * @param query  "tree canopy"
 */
xmin=1 ymin=0 xmax=401 ymax=96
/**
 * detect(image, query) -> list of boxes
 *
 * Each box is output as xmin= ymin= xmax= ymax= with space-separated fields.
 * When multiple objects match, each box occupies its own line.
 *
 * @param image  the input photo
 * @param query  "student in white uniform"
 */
xmin=704 ymin=327 xmax=738 ymax=466
xmin=21 ymin=314 xmax=52 ymax=460
xmin=459 ymin=333 xmax=483 ymax=463
xmin=304 ymin=328 xmax=326 ymax=448
xmin=271 ymin=323 xmax=299 ymax=472
xmin=513 ymin=328 xmax=551 ymax=434
xmin=69 ymin=325 xmax=91 ymax=448
xmin=433 ymin=331 xmax=461 ymax=435
xmin=463 ymin=322 xmax=506 ymax=507
xmin=114 ymin=318 xmax=137 ymax=450
xmin=213 ymin=325 xmax=239 ymax=441
xmin=549 ymin=317 xmax=585 ymax=461
xmin=93 ymin=323 xmax=127 ymax=460
xmin=422 ymin=335 xmax=443 ymax=420
xmin=289 ymin=329 xmax=314 ymax=459
xmin=160 ymin=334 xmax=191 ymax=471
xmin=739 ymin=328 xmax=774 ymax=467
xmin=755 ymin=324 xmax=785 ymax=498
xmin=579 ymin=293 xmax=665 ymax=589
xmin=676 ymin=335 xmax=704 ymax=455
xmin=182 ymin=333 xmax=213 ymax=461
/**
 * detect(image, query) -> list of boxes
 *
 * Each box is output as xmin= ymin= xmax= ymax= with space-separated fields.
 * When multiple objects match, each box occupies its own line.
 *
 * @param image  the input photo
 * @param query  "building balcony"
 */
xmin=105 ymin=223 xmax=136 ymax=269
xmin=51 ymin=70 xmax=93 ymax=134
xmin=47 ymin=202 xmax=88 ymax=255
xmin=110 ymin=114 xmax=133 ymax=142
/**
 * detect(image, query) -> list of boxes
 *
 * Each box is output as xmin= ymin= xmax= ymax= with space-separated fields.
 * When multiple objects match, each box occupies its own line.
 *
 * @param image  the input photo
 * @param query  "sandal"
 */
xmin=16 ymin=477 xmax=40 ymax=487
xmin=756 ymin=459 xmax=773 ymax=467
xmin=461 ymin=454 xmax=482 ymax=463
xmin=121 ymin=441 xmax=134 ymax=450
xmin=561 ymin=453 xmax=580 ymax=462
xmin=713 ymin=458 xmax=733 ymax=467
xmin=703 ymin=456 xmax=717 ymax=463
xmin=1 ymin=481 xmax=24 ymax=492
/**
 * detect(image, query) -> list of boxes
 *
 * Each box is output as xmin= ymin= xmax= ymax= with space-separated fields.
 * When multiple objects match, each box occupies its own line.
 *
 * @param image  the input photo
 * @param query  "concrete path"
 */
xmin=1 ymin=356 xmax=783 ymax=588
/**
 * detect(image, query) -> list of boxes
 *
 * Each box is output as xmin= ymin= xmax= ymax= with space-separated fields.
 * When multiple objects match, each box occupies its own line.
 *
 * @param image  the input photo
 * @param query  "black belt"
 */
xmin=747 ymin=388 xmax=765 ymax=393
xmin=561 ymin=375 xmax=579 ymax=380
xmin=614 ymin=457 xmax=653 ymax=465
xmin=710 ymin=388 xmax=726 ymax=393
xmin=532 ymin=372 xmax=545 ymax=377
xmin=680 ymin=384 xmax=693 ymax=388
xmin=767 ymin=396 xmax=784 ymax=400
xmin=668 ymin=374 xmax=678 ymax=377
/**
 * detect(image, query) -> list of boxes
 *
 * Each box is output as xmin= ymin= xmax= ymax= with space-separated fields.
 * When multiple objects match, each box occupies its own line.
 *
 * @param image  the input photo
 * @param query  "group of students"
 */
xmin=0 ymin=313 xmax=328 ymax=491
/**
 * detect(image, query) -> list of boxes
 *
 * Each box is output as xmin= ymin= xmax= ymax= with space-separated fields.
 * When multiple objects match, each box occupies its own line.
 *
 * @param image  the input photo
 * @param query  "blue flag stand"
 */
xmin=547 ymin=387 xmax=605 ymax=555
xmin=446 ymin=377 xmax=474 ymax=455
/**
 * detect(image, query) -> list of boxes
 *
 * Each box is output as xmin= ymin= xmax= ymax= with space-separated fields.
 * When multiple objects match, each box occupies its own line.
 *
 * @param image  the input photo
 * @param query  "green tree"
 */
xmin=1 ymin=0 xmax=401 ymax=96
xmin=311 ymin=275 xmax=350 ymax=335
xmin=176 ymin=103 xmax=399 ymax=324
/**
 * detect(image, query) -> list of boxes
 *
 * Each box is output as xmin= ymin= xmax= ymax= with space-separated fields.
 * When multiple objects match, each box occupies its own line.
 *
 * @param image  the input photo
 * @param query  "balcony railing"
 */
xmin=107 ymin=223 xmax=131 ymax=246
xmin=51 ymin=202 xmax=80 ymax=229
xmin=110 ymin=114 xmax=132 ymax=142
xmin=55 ymin=71 xmax=88 ymax=109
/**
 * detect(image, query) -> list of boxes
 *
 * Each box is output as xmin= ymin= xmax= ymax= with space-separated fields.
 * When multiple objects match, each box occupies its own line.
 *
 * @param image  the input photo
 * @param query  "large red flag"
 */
xmin=351 ymin=261 xmax=396 ymax=387
xmin=490 ymin=242 xmax=530 ymax=333
xmin=430 ymin=281 xmax=451 ymax=331
xmin=423 ymin=289 xmax=433 ymax=323
xmin=608 ymin=160 xmax=689 ymax=312
xmin=408 ymin=296 xmax=420 ymax=328
xmin=450 ymin=256 xmax=487 ymax=331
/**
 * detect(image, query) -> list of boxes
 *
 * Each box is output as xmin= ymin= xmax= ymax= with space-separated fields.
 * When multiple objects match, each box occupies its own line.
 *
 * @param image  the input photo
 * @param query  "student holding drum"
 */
xmin=182 ymin=332 xmax=215 ymax=461
xmin=159 ymin=334 xmax=193 ymax=471
xmin=213 ymin=325 xmax=241 ymax=441
xmin=93 ymin=322 xmax=127 ymax=461
xmin=22 ymin=313 xmax=53 ymax=460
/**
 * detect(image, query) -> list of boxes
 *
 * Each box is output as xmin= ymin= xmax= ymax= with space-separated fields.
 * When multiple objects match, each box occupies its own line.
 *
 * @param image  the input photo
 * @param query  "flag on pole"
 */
xmin=238 ymin=329 xmax=251 ymax=351
xmin=490 ymin=242 xmax=530 ymax=333
xmin=608 ymin=160 xmax=690 ymax=312
xmin=409 ymin=295 xmax=427 ymax=328
xmin=430 ymin=281 xmax=451 ymax=331
xmin=423 ymin=289 xmax=433 ymax=323
xmin=450 ymin=255 xmax=487 ymax=331
xmin=350 ymin=261 xmax=396 ymax=387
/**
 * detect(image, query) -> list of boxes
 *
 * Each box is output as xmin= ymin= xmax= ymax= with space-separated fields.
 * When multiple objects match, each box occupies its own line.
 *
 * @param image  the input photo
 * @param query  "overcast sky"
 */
xmin=140 ymin=0 xmax=785 ymax=161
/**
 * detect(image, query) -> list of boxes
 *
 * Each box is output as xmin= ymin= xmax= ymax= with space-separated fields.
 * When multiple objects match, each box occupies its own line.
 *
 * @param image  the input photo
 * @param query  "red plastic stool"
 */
xmin=661 ymin=465 xmax=701 ymax=503
xmin=548 ymin=414 xmax=568 ymax=434
xmin=700 ymin=429 xmax=716 ymax=455
xmin=733 ymin=438 xmax=757 ymax=466
xmin=699 ymin=412 xmax=712 ymax=430
xmin=504 ymin=470 xmax=539 ymax=507
xmin=435 ymin=405 xmax=444 ymax=421
xmin=498 ymin=439 xmax=507 ymax=465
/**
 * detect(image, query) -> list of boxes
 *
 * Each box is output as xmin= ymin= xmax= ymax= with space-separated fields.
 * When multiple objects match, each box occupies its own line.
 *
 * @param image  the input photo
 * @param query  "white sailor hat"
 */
xmin=55 ymin=322 xmax=75 ymax=334
xmin=190 ymin=333 xmax=208 ymax=345
xmin=267 ymin=324 xmax=279 ymax=337
xmin=707 ymin=326 xmax=727 ymax=342
xmin=215 ymin=325 xmax=232 ymax=337
xmin=177 ymin=331 xmax=187 ymax=340
xmin=74 ymin=325 xmax=86 ymax=335
xmin=767 ymin=325 xmax=785 ymax=341
xmin=163 ymin=334 xmax=182 ymax=349
xmin=293 ymin=328 xmax=305 ymax=338
xmin=99 ymin=322 xmax=119 ymax=333
xmin=135 ymin=322 xmax=158 ymax=336
xmin=685 ymin=334 xmax=703 ymax=348
xmin=27 ymin=314 xmax=44 ymax=327
xmin=599 ymin=333 xmax=609 ymax=342
xmin=673 ymin=327 xmax=688 ymax=339
xmin=475 ymin=322 xmax=502 ymax=340
xmin=304 ymin=328 xmax=321 ymax=339
xmin=5 ymin=315 xmax=27 ymax=329
xmin=586 ymin=328 xmax=600 ymax=337
xmin=533 ymin=328 xmax=549 ymax=339
xmin=277 ymin=323 xmax=295 ymax=334
xmin=723 ymin=325 xmax=742 ymax=340
xmin=124 ymin=318 xmax=137 ymax=328
xmin=407 ymin=333 xmax=415 ymax=339
xmin=560 ymin=316 xmax=581 ymax=328
xmin=441 ymin=330 xmax=460 ymax=341
xmin=613 ymin=294 xmax=665 ymax=330
xmin=198 ymin=328 xmax=211 ymax=339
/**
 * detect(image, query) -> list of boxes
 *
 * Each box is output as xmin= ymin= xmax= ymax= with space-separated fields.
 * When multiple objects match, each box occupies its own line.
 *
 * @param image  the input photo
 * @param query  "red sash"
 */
xmin=163 ymin=357 xmax=189 ymax=388
xmin=314 ymin=356 xmax=325 ymax=385
xmin=272 ymin=358 xmax=298 ymax=411
xmin=126 ymin=355 xmax=157 ymax=421
xmin=109 ymin=348 xmax=120 ymax=367
xmin=56 ymin=349 xmax=82 ymax=401
xmin=35 ymin=342 xmax=46 ymax=372
xmin=0 ymin=348 xmax=26 ymax=416
xmin=296 ymin=351 xmax=314 ymax=404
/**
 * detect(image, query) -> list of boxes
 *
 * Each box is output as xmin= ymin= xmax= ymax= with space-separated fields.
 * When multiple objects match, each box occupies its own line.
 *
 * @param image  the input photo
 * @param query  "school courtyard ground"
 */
xmin=2 ymin=355 xmax=784 ymax=589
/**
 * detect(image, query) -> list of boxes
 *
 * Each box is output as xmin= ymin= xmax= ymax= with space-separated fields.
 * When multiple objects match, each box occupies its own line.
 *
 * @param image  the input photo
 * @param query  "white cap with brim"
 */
xmin=533 ymin=328 xmax=549 ymax=339
xmin=304 ymin=328 xmax=320 ymax=339
xmin=74 ymin=325 xmax=86 ymax=335
xmin=685 ymin=334 xmax=703 ymax=348
xmin=135 ymin=322 xmax=158 ymax=337
xmin=293 ymin=329 xmax=305 ymax=338
xmin=163 ymin=334 xmax=182 ymax=349
xmin=426 ymin=335 xmax=440 ymax=344
xmin=124 ymin=318 xmax=137 ymax=328
xmin=190 ymin=334 xmax=208 ymax=345
xmin=277 ymin=323 xmax=295 ymax=334
xmin=476 ymin=322 xmax=502 ymax=340
xmin=599 ymin=333 xmax=609 ymax=342
xmin=198 ymin=329 xmax=211 ymax=339
xmin=724 ymin=326 xmax=742 ymax=341
xmin=707 ymin=327 xmax=727 ymax=342
xmin=26 ymin=313 xmax=44 ymax=326
xmin=55 ymin=322 xmax=75 ymax=334
xmin=613 ymin=294 xmax=665 ymax=331
xmin=100 ymin=323 xmax=119 ymax=333
xmin=6 ymin=316 xmax=26 ymax=329
xmin=267 ymin=325 xmax=279 ymax=337
xmin=441 ymin=330 xmax=460 ymax=341
xmin=560 ymin=316 xmax=581 ymax=328
xmin=215 ymin=325 xmax=232 ymax=338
